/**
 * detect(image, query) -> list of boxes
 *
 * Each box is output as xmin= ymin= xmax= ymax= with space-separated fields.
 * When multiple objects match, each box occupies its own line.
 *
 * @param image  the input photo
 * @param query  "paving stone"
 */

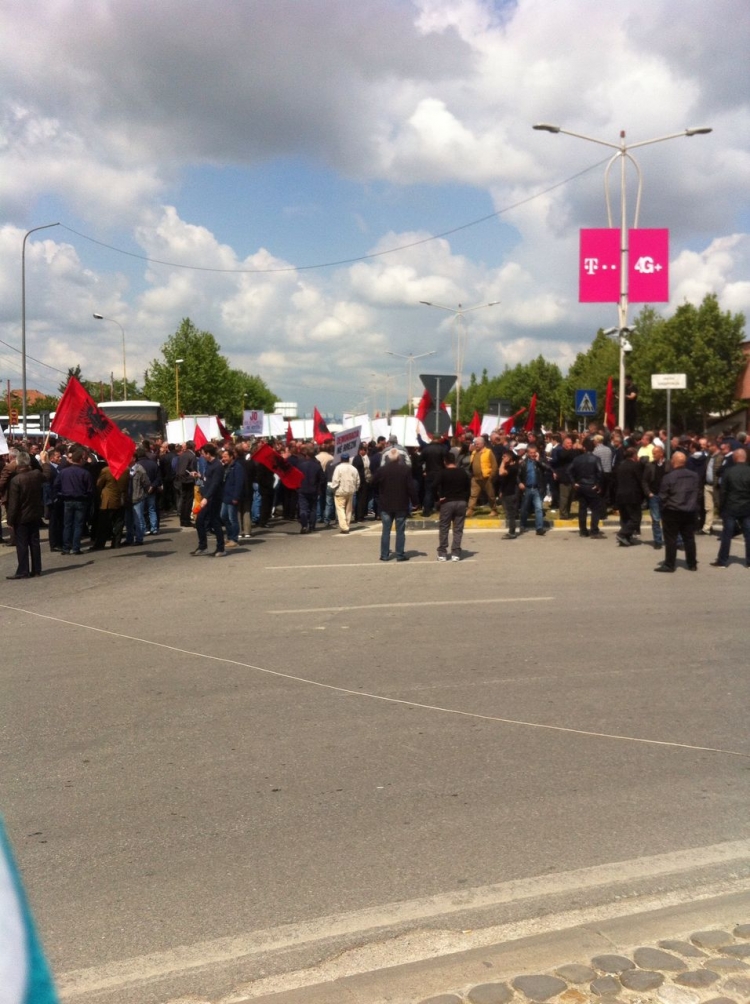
xmin=590 ymin=955 xmax=633 ymax=973
xmin=467 ymin=984 xmax=513 ymax=1004
xmin=658 ymin=940 xmax=708 ymax=958
xmin=590 ymin=976 xmax=621 ymax=996
xmin=674 ymin=970 xmax=720 ymax=988
xmin=703 ymin=957 xmax=750 ymax=971
xmin=690 ymin=930 xmax=733 ymax=950
xmin=722 ymin=975 xmax=750 ymax=996
xmin=512 ymin=975 xmax=567 ymax=1001
xmin=657 ymin=985 xmax=700 ymax=1004
xmin=555 ymin=965 xmax=597 ymax=984
xmin=733 ymin=924 xmax=750 ymax=939
xmin=558 ymin=990 xmax=588 ymax=1004
xmin=419 ymin=996 xmax=465 ymax=1004
xmin=721 ymin=943 xmax=750 ymax=958
xmin=633 ymin=947 xmax=686 ymax=971
xmin=619 ymin=968 xmax=664 ymax=990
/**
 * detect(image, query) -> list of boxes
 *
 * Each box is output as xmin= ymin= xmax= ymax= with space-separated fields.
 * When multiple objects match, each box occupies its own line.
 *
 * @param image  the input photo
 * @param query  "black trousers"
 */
xmin=577 ymin=485 xmax=605 ymax=533
xmin=662 ymin=509 xmax=697 ymax=569
xmin=501 ymin=493 xmax=518 ymax=534
xmin=618 ymin=501 xmax=642 ymax=539
xmin=94 ymin=508 xmax=125 ymax=548
xmin=15 ymin=522 xmax=42 ymax=576
xmin=179 ymin=483 xmax=195 ymax=526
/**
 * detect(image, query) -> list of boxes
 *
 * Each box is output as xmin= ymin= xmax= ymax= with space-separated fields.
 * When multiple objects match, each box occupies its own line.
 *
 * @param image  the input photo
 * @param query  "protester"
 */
xmin=331 ymin=453 xmax=360 ymax=534
xmin=372 ymin=448 xmax=418 ymax=561
xmin=466 ymin=436 xmax=498 ymax=517
xmin=57 ymin=446 xmax=94 ymax=555
xmin=192 ymin=443 xmax=226 ymax=556
xmin=711 ymin=448 xmax=750 ymax=568
xmin=434 ymin=452 xmax=471 ymax=561
xmin=92 ymin=464 xmax=129 ymax=550
xmin=220 ymin=445 xmax=244 ymax=547
xmin=5 ymin=451 xmax=45 ymax=579
xmin=657 ymin=451 xmax=699 ymax=573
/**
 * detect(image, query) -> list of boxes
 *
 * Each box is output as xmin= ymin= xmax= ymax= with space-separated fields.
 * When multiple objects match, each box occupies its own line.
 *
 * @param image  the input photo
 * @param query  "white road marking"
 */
xmin=57 ymin=839 xmax=750 ymax=998
xmin=268 ymin=596 xmax=551 ymax=614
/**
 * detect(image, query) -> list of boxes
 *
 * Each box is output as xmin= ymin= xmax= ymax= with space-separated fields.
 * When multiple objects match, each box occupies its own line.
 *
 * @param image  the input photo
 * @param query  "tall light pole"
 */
xmin=175 ymin=358 xmax=184 ymax=416
xmin=532 ymin=123 xmax=712 ymax=429
xmin=93 ymin=313 xmax=128 ymax=401
xmin=419 ymin=300 xmax=500 ymax=422
xmin=385 ymin=349 xmax=436 ymax=411
xmin=22 ymin=222 xmax=60 ymax=435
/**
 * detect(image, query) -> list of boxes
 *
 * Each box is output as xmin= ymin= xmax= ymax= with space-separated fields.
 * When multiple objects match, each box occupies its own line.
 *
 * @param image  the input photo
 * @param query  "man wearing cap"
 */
xmin=331 ymin=453 xmax=360 ymax=534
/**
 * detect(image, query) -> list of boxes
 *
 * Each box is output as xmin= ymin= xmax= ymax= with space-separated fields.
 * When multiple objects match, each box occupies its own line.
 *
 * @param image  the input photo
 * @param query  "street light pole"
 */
xmin=21 ymin=222 xmax=60 ymax=435
xmin=419 ymin=300 xmax=499 ymax=422
xmin=532 ymin=123 xmax=711 ymax=429
xmin=93 ymin=313 xmax=128 ymax=401
xmin=385 ymin=349 xmax=436 ymax=412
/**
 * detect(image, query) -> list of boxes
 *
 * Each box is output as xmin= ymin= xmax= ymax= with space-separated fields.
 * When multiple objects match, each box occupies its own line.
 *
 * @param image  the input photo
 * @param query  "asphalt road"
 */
xmin=1 ymin=518 xmax=748 ymax=1001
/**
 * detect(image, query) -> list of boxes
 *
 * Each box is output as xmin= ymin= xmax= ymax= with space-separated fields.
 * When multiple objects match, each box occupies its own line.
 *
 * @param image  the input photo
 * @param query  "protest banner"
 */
xmin=333 ymin=425 xmax=361 ymax=459
xmin=242 ymin=409 xmax=264 ymax=436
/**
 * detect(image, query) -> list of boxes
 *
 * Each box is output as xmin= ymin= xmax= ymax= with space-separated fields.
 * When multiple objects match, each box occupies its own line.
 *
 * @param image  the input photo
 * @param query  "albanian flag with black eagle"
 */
xmin=51 ymin=377 xmax=136 ymax=479
xmin=313 ymin=407 xmax=330 ymax=444
xmin=252 ymin=443 xmax=304 ymax=490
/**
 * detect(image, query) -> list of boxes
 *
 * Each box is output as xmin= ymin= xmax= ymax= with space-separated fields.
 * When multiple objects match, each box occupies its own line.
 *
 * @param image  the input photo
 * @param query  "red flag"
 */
xmin=415 ymin=389 xmax=432 ymax=424
xmin=456 ymin=421 xmax=464 ymax=436
xmin=51 ymin=377 xmax=135 ymax=479
xmin=193 ymin=423 xmax=208 ymax=450
xmin=523 ymin=394 xmax=537 ymax=433
xmin=216 ymin=416 xmax=231 ymax=441
xmin=501 ymin=407 xmax=526 ymax=434
xmin=468 ymin=411 xmax=482 ymax=437
xmin=313 ymin=407 xmax=330 ymax=445
xmin=286 ymin=421 xmax=294 ymax=444
xmin=604 ymin=377 xmax=616 ymax=431
xmin=253 ymin=442 xmax=304 ymax=490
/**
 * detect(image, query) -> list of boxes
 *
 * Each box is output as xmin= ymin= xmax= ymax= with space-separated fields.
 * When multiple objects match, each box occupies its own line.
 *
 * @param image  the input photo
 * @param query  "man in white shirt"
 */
xmin=331 ymin=453 xmax=360 ymax=534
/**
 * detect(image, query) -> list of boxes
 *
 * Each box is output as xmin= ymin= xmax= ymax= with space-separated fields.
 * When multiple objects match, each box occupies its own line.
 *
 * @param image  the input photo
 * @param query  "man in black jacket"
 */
xmin=418 ymin=433 xmax=449 ymax=517
xmin=372 ymin=449 xmax=419 ymax=561
xmin=570 ymin=440 xmax=605 ymax=538
xmin=613 ymin=447 xmax=645 ymax=546
xmin=549 ymin=436 xmax=577 ymax=519
xmin=434 ymin=454 xmax=471 ymax=560
xmin=175 ymin=441 xmax=197 ymax=527
xmin=657 ymin=452 xmax=699 ymax=572
xmin=712 ymin=448 xmax=750 ymax=567
xmin=192 ymin=444 xmax=225 ymax=556
xmin=6 ymin=451 xmax=46 ymax=579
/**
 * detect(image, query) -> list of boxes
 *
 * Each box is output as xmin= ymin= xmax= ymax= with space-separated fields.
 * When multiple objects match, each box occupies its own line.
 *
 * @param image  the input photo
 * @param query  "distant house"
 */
xmin=10 ymin=388 xmax=47 ymax=406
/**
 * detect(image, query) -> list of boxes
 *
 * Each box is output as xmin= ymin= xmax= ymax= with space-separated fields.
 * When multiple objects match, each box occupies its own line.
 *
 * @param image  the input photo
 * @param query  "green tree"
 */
xmin=143 ymin=318 xmax=277 ymax=426
xmin=563 ymin=330 xmax=620 ymax=427
xmin=629 ymin=295 xmax=746 ymax=431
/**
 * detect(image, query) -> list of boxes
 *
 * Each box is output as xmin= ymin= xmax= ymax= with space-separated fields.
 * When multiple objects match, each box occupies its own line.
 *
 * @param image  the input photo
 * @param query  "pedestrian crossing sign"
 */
xmin=575 ymin=389 xmax=597 ymax=415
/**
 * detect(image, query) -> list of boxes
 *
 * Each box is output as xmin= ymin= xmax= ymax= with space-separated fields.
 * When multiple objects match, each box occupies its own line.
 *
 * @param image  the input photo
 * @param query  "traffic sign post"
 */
xmin=419 ymin=374 xmax=456 ymax=435
xmin=574 ymin=389 xmax=597 ymax=416
xmin=651 ymin=374 xmax=687 ymax=459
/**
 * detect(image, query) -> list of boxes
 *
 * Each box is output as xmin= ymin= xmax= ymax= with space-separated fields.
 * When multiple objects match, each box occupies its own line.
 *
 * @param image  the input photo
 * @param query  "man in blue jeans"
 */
xmin=371 ymin=449 xmax=419 ymax=561
xmin=57 ymin=446 xmax=93 ymax=555
xmin=518 ymin=446 xmax=547 ymax=536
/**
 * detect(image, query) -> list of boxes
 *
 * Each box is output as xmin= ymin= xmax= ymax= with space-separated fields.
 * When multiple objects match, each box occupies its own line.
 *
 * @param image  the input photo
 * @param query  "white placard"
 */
xmin=0 ymin=426 xmax=8 ymax=454
xmin=651 ymin=373 xmax=687 ymax=390
xmin=334 ymin=426 xmax=361 ymax=459
xmin=242 ymin=409 xmax=264 ymax=436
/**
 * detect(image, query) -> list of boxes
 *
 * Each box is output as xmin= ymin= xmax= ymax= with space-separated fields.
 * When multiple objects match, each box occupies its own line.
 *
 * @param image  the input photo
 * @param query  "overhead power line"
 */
xmin=58 ymin=158 xmax=609 ymax=275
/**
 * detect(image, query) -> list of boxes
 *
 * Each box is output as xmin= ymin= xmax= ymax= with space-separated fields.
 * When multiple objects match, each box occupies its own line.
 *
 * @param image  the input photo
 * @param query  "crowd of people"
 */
xmin=1 ymin=420 xmax=749 ymax=577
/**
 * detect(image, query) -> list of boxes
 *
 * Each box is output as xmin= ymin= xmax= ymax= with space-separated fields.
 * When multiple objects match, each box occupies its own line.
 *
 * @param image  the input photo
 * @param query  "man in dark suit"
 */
xmin=372 ymin=449 xmax=419 ymax=562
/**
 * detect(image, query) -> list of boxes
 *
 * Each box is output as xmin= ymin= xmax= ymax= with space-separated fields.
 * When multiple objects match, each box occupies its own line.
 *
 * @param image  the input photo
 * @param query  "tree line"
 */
xmin=451 ymin=294 xmax=746 ymax=431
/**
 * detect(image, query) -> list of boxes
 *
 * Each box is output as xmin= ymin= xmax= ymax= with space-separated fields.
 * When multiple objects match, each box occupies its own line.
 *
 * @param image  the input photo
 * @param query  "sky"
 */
xmin=1 ymin=0 xmax=749 ymax=416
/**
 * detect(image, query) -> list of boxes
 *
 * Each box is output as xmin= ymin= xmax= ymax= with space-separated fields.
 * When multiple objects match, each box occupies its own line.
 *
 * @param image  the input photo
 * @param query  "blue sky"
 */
xmin=1 ymin=0 xmax=748 ymax=416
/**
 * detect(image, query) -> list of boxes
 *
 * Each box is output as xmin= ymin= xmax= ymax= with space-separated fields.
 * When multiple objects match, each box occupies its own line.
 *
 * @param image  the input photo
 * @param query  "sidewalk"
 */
xmin=243 ymin=891 xmax=750 ymax=1004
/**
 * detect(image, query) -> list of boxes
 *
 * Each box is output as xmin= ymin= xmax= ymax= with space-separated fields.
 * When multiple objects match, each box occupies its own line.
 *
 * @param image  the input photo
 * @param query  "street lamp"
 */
xmin=22 ymin=222 xmax=60 ymax=435
xmin=532 ymin=122 xmax=712 ymax=428
xmin=93 ymin=313 xmax=128 ymax=401
xmin=419 ymin=300 xmax=500 ymax=421
xmin=385 ymin=349 xmax=436 ymax=412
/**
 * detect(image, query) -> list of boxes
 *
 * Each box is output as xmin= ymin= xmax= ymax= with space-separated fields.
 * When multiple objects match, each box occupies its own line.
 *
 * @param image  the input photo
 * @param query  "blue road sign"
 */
xmin=575 ymin=389 xmax=598 ymax=416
